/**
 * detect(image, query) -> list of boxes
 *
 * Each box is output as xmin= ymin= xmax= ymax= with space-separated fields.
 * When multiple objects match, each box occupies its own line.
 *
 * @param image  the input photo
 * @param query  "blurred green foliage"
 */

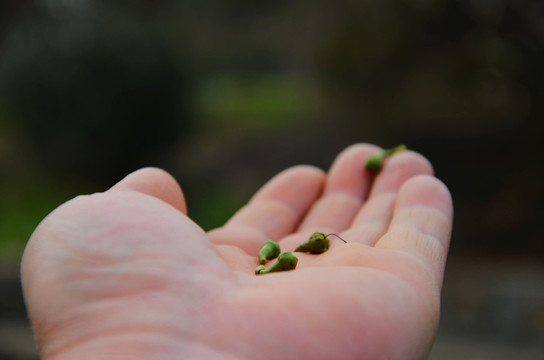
xmin=199 ymin=75 xmax=313 ymax=129
xmin=0 ymin=0 xmax=543 ymax=261
xmin=0 ymin=178 xmax=77 ymax=259
xmin=2 ymin=32 xmax=192 ymax=186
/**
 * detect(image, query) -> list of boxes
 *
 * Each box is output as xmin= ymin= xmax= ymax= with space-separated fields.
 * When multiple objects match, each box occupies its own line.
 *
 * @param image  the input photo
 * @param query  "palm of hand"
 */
xmin=22 ymin=144 xmax=452 ymax=360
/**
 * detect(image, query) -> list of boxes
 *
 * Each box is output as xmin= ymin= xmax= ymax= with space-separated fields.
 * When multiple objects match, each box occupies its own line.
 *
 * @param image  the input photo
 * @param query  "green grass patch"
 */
xmin=0 ymin=180 xmax=77 ymax=260
xmin=198 ymin=74 xmax=315 ymax=130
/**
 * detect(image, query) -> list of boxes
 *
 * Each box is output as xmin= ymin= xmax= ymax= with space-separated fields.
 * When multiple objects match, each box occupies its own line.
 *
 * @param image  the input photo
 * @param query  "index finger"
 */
xmin=208 ymin=166 xmax=325 ymax=254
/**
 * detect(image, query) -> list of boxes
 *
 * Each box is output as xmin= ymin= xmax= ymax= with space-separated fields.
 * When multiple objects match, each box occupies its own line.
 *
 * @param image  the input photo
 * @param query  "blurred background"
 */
xmin=0 ymin=0 xmax=543 ymax=358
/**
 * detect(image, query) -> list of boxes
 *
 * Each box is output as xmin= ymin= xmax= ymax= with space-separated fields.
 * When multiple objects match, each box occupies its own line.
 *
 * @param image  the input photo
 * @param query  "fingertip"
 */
xmin=252 ymin=164 xmax=327 ymax=208
xmin=338 ymin=143 xmax=383 ymax=158
xmin=396 ymin=175 xmax=453 ymax=221
xmin=369 ymin=150 xmax=434 ymax=196
xmin=287 ymin=164 xmax=327 ymax=181
xmin=109 ymin=167 xmax=187 ymax=214
xmin=384 ymin=150 xmax=434 ymax=177
xmin=325 ymin=143 xmax=382 ymax=196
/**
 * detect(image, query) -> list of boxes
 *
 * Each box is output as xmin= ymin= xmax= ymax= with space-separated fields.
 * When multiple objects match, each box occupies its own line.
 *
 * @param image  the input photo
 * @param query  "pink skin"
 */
xmin=21 ymin=143 xmax=453 ymax=359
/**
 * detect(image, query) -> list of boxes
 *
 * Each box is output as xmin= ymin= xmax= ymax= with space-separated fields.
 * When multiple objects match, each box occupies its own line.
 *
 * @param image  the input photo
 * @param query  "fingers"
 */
xmin=297 ymin=144 xmax=381 ymax=234
xmin=208 ymin=165 xmax=325 ymax=254
xmin=345 ymin=151 xmax=434 ymax=246
xmin=108 ymin=167 xmax=187 ymax=214
xmin=208 ymin=144 xmax=440 ymax=260
xmin=375 ymin=175 xmax=453 ymax=289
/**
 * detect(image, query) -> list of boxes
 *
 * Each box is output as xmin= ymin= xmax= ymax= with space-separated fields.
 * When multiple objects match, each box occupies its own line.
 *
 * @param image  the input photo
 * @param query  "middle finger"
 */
xmin=297 ymin=143 xmax=380 ymax=235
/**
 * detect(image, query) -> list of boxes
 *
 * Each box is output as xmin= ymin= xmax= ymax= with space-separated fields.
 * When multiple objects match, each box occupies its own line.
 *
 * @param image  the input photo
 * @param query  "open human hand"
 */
xmin=21 ymin=143 xmax=453 ymax=359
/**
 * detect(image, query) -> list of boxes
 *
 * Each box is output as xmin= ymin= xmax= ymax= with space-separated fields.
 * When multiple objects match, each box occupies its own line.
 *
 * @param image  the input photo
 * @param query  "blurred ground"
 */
xmin=430 ymin=256 xmax=544 ymax=359
xmin=0 ymin=261 xmax=37 ymax=360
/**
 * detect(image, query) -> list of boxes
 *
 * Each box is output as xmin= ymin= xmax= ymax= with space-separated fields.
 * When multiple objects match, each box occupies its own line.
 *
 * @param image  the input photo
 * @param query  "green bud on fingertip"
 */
xmin=365 ymin=144 xmax=407 ymax=172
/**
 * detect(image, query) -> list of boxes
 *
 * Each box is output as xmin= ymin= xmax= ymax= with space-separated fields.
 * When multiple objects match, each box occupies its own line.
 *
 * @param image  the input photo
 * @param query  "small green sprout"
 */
xmin=257 ymin=240 xmax=281 ymax=265
xmin=294 ymin=232 xmax=347 ymax=254
xmin=255 ymin=252 xmax=298 ymax=274
xmin=365 ymin=144 xmax=407 ymax=172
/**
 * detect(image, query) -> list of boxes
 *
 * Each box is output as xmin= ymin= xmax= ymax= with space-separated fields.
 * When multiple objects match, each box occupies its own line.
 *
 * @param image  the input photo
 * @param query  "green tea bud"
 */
xmin=257 ymin=240 xmax=281 ymax=265
xmin=365 ymin=144 xmax=407 ymax=172
xmin=255 ymin=252 xmax=298 ymax=274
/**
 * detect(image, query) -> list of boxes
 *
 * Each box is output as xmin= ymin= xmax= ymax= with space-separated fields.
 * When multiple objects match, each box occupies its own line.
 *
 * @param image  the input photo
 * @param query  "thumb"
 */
xmin=108 ymin=167 xmax=187 ymax=214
